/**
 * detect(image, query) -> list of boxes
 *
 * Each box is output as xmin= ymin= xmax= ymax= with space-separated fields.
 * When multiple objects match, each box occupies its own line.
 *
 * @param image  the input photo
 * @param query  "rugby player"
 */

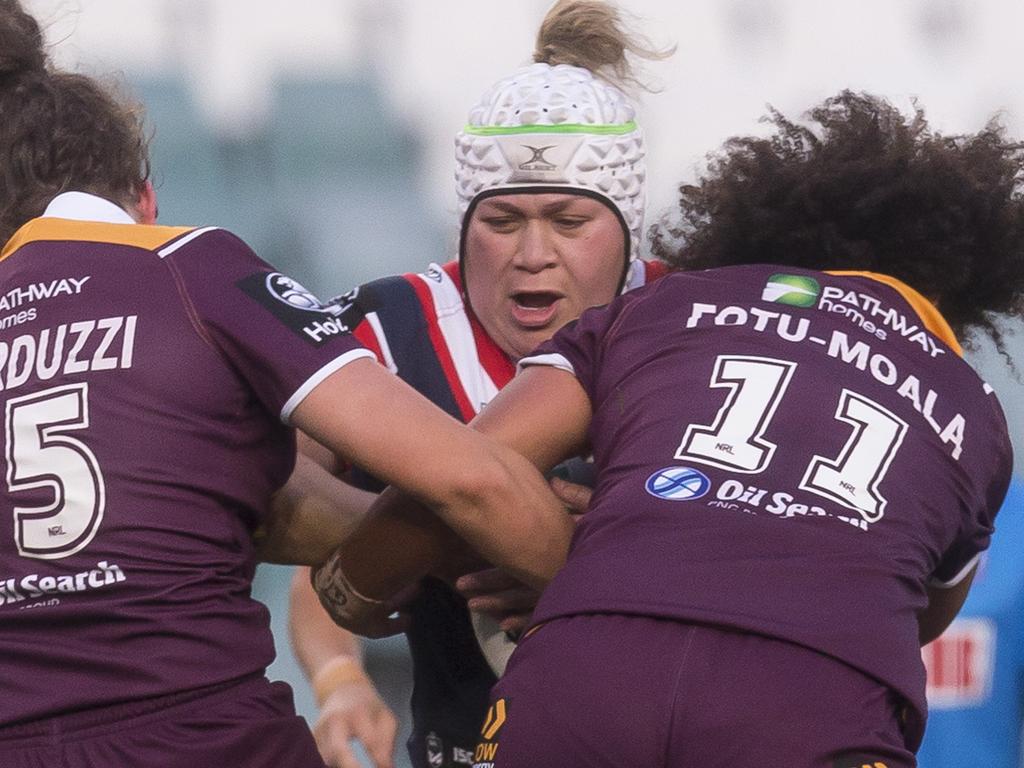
xmin=287 ymin=2 xmax=670 ymax=766
xmin=316 ymin=91 xmax=1024 ymax=767
xmin=0 ymin=3 xmax=568 ymax=765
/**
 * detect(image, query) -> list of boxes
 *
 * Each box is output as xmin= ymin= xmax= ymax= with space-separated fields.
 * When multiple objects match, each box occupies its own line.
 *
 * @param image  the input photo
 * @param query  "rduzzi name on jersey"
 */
xmin=686 ymin=302 xmax=966 ymax=460
xmin=0 ymin=315 xmax=137 ymax=393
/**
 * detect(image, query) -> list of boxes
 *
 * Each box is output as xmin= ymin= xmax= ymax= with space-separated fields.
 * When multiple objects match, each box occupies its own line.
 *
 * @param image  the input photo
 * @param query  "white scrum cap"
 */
xmin=455 ymin=62 xmax=646 ymax=262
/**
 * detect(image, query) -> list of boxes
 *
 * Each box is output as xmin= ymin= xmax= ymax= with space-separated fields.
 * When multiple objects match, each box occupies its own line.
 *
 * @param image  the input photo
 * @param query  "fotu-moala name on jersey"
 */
xmin=686 ymin=303 xmax=965 ymax=460
xmin=237 ymin=272 xmax=365 ymax=346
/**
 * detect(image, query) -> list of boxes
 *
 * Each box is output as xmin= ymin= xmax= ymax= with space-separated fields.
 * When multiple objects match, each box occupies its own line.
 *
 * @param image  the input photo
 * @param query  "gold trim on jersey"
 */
xmin=826 ymin=270 xmax=962 ymax=357
xmin=1 ymin=218 xmax=195 ymax=262
xmin=480 ymin=699 xmax=507 ymax=741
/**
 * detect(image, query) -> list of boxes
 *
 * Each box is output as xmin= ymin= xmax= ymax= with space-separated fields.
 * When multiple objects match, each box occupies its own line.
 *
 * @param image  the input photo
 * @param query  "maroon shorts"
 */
xmin=475 ymin=614 xmax=917 ymax=768
xmin=0 ymin=675 xmax=325 ymax=768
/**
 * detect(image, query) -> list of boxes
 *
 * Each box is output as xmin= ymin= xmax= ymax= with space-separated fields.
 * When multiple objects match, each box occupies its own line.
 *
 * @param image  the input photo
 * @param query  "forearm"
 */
xmin=336 ymin=487 xmax=468 ymax=600
xmin=292 ymin=360 xmax=578 ymax=596
xmin=258 ymin=454 xmax=376 ymax=565
xmin=297 ymin=429 xmax=341 ymax=474
xmin=290 ymin=567 xmax=400 ymax=768
xmin=432 ymin=443 xmax=573 ymax=591
xmin=290 ymin=566 xmax=364 ymax=674
xmin=337 ymin=447 xmax=572 ymax=599
xmin=434 ymin=368 xmax=592 ymax=589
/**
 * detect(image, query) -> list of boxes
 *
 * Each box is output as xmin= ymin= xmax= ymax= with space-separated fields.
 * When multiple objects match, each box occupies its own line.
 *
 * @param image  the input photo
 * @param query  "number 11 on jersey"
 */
xmin=676 ymin=355 xmax=908 ymax=523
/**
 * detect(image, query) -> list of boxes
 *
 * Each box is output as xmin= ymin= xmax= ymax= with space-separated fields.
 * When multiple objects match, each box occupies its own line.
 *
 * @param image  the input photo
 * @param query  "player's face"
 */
xmin=463 ymin=193 xmax=625 ymax=360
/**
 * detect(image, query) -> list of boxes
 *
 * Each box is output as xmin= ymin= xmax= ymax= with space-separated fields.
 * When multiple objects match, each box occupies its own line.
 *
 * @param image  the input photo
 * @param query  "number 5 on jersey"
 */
xmin=6 ymin=383 xmax=106 ymax=559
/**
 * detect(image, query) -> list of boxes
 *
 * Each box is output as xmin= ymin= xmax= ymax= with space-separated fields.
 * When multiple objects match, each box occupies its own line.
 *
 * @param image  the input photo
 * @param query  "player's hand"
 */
xmin=456 ymin=567 xmax=539 ymax=637
xmin=311 ymin=555 xmax=415 ymax=638
xmin=455 ymin=476 xmax=594 ymax=636
xmin=314 ymin=677 xmax=399 ymax=768
xmin=549 ymin=475 xmax=593 ymax=514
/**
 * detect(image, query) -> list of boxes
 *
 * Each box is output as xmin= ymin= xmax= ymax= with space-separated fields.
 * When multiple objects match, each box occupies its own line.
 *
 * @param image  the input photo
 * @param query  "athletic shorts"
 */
xmin=474 ymin=614 xmax=917 ymax=768
xmin=0 ymin=674 xmax=326 ymax=768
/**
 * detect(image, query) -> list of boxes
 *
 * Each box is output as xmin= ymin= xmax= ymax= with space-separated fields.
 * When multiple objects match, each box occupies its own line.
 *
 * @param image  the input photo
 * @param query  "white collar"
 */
xmin=42 ymin=192 xmax=136 ymax=225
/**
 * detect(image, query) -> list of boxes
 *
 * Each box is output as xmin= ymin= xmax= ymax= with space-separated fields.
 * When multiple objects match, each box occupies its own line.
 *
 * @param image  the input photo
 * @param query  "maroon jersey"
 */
xmin=521 ymin=264 xmax=1012 ymax=741
xmin=0 ymin=193 xmax=372 ymax=725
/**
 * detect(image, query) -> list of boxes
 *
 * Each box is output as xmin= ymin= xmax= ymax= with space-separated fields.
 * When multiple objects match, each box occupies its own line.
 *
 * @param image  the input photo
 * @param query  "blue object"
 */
xmin=917 ymin=478 xmax=1024 ymax=768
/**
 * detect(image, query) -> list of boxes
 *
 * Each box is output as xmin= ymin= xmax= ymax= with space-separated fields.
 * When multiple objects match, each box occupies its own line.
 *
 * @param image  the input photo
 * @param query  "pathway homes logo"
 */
xmin=762 ymin=273 xmax=821 ymax=307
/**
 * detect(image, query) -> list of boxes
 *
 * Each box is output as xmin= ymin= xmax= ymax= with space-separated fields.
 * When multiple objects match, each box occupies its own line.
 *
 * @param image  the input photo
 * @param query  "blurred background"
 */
xmin=26 ymin=1 xmax=1024 ymax=765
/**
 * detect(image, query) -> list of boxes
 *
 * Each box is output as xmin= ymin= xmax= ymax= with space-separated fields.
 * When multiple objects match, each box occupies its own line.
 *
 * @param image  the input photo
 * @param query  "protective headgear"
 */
xmin=455 ymin=62 xmax=646 ymax=264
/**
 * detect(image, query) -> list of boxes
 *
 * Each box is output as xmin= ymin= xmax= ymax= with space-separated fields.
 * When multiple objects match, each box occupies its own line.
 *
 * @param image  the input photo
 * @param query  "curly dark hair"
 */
xmin=651 ymin=90 xmax=1024 ymax=350
xmin=0 ymin=0 xmax=151 ymax=245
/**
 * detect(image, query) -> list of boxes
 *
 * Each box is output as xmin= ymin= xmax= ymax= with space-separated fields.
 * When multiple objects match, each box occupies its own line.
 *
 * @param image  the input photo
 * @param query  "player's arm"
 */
xmin=297 ymin=428 xmax=342 ymax=474
xmin=283 ymin=432 xmax=399 ymax=767
xmin=289 ymin=568 xmax=399 ymax=768
xmin=918 ymin=563 xmax=978 ymax=646
xmin=291 ymin=568 xmax=382 ymax=672
xmin=470 ymin=365 xmax=592 ymax=470
xmin=919 ymin=472 xmax=1005 ymax=646
xmin=291 ymin=359 xmax=587 ymax=591
xmin=256 ymin=452 xmax=377 ymax=565
xmin=307 ymin=364 xmax=592 ymax=623
xmin=456 ymin=475 xmax=593 ymax=637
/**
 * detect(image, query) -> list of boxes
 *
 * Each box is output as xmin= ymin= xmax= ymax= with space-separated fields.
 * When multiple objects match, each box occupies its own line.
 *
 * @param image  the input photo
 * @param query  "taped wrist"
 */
xmin=311 ymin=555 xmax=385 ymax=627
xmin=311 ymin=656 xmax=370 ymax=707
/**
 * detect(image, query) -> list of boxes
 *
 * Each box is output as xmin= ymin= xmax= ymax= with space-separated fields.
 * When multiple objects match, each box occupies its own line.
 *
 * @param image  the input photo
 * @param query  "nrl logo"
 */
xmin=518 ymin=144 xmax=558 ymax=172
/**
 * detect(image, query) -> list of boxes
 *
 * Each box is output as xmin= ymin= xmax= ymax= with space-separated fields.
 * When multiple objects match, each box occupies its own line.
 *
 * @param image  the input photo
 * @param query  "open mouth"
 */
xmin=513 ymin=291 xmax=561 ymax=310
xmin=510 ymin=291 xmax=563 ymax=327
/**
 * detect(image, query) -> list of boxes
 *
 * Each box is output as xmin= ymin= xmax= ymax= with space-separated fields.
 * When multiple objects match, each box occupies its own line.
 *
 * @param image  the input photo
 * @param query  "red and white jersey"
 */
xmin=340 ymin=259 xmax=668 ymax=422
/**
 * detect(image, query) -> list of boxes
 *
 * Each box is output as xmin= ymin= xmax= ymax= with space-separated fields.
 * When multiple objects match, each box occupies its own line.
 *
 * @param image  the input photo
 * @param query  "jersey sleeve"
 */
xmin=518 ymin=290 xmax=640 ymax=401
xmin=163 ymin=228 xmax=375 ymax=423
xmin=322 ymin=283 xmax=391 ymax=368
xmin=930 ymin=412 xmax=1013 ymax=588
